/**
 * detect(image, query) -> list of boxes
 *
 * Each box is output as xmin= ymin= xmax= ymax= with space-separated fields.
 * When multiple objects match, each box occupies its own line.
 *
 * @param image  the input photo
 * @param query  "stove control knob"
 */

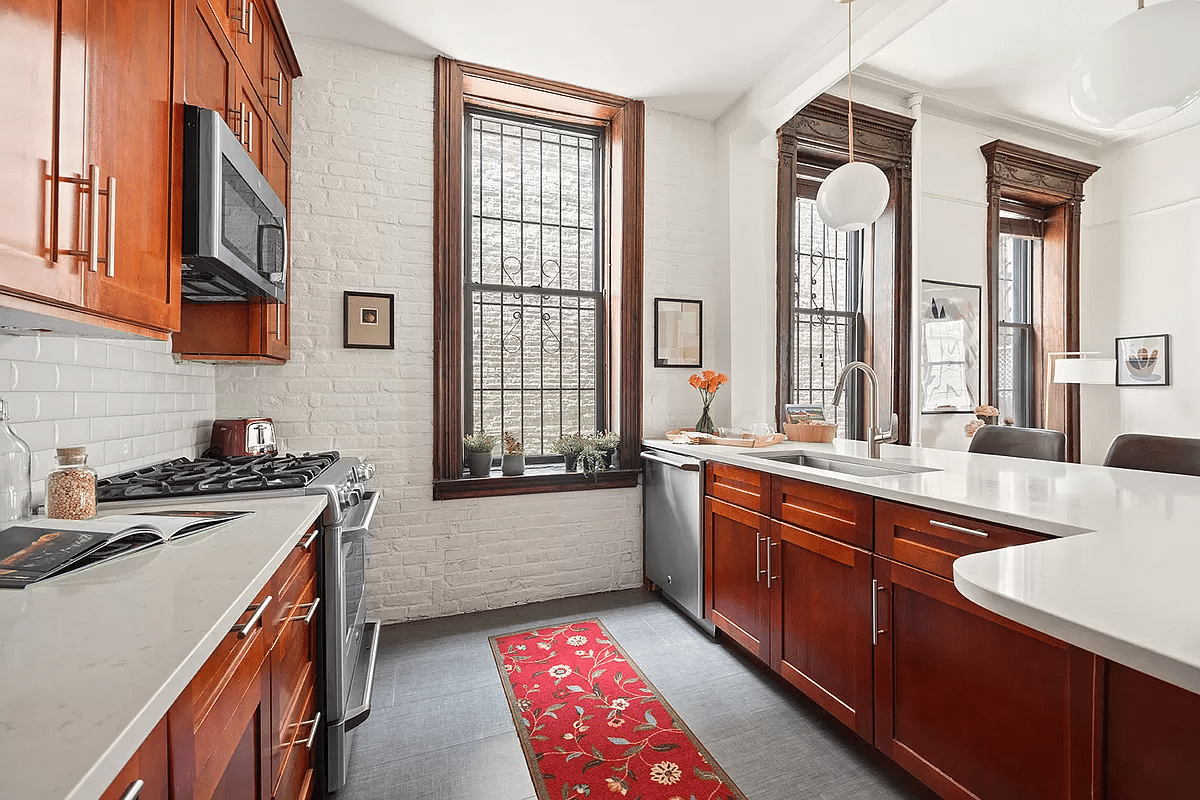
xmin=354 ymin=462 xmax=375 ymax=482
xmin=337 ymin=486 xmax=350 ymax=507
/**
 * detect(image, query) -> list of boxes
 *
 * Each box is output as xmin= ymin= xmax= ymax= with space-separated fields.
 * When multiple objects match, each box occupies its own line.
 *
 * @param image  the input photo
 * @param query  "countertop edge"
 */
xmin=67 ymin=497 xmax=327 ymax=800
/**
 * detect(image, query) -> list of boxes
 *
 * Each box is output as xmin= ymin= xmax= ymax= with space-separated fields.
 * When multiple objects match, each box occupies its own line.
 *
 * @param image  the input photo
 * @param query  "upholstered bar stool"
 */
xmin=1102 ymin=433 xmax=1200 ymax=476
xmin=968 ymin=425 xmax=1067 ymax=462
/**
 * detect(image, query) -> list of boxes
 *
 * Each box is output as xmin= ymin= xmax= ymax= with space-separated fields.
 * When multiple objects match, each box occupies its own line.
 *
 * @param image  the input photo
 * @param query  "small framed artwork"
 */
xmin=919 ymin=280 xmax=982 ymax=412
xmin=654 ymin=298 xmax=702 ymax=368
xmin=1116 ymin=334 xmax=1170 ymax=386
xmin=344 ymin=291 xmax=395 ymax=349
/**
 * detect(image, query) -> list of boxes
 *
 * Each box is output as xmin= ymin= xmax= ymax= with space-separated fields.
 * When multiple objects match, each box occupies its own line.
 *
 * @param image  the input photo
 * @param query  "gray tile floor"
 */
xmin=338 ymin=589 xmax=930 ymax=800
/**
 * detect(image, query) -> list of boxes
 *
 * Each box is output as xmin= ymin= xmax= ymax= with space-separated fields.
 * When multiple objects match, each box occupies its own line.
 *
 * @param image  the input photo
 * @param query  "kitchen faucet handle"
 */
xmin=886 ymin=413 xmax=899 ymax=442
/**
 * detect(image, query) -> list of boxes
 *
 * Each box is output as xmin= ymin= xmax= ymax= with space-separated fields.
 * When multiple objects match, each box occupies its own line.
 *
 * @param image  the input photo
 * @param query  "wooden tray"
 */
xmin=665 ymin=429 xmax=785 ymax=448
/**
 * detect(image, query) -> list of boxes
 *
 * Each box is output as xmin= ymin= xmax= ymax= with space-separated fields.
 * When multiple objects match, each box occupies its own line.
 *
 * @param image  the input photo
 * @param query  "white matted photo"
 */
xmin=344 ymin=291 xmax=395 ymax=349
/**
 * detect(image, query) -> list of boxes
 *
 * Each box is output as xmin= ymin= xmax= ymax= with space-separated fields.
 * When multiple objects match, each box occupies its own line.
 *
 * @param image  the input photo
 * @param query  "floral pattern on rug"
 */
xmin=491 ymin=618 xmax=746 ymax=800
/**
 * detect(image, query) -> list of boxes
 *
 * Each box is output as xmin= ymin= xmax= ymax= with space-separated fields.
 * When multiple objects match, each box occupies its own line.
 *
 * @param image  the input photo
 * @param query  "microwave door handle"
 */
xmin=257 ymin=222 xmax=285 ymax=299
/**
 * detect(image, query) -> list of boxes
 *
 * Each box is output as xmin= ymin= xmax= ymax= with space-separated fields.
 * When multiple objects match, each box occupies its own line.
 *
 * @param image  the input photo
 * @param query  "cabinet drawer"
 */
xmin=706 ymin=463 xmax=770 ymax=514
xmin=275 ymin=687 xmax=317 ymax=800
xmin=194 ymin=629 xmax=268 ymax=795
xmin=875 ymin=500 xmax=1048 ymax=580
xmin=268 ymin=540 xmax=317 ymax=648
xmin=774 ymin=477 xmax=873 ymax=549
xmin=191 ymin=582 xmax=273 ymax=725
xmin=271 ymin=577 xmax=316 ymax=785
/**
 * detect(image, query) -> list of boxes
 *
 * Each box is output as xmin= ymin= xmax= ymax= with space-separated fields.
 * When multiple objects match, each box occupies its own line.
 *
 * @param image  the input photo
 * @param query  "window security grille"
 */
xmin=463 ymin=111 xmax=605 ymax=459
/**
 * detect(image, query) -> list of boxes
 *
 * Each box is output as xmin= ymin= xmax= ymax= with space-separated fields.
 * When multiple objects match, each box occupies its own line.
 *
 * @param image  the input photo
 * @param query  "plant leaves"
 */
xmin=644 ymin=710 xmax=657 ymax=726
xmin=650 ymin=742 xmax=682 ymax=752
xmin=566 ymin=685 xmax=585 ymax=693
xmin=694 ymin=766 xmax=722 ymax=781
xmin=565 ymin=751 xmax=583 ymax=762
xmin=607 ymin=737 xmax=630 ymax=745
xmin=621 ymin=744 xmax=644 ymax=757
xmin=580 ymin=758 xmax=605 ymax=774
xmin=632 ymin=723 xmax=656 ymax=732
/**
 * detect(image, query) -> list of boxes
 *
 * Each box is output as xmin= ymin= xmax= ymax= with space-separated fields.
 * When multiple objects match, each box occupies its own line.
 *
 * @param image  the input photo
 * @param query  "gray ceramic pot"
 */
xmin=465 ymin=450 xmax=493 ymax=478
xmin=501 ymin=454 xmax=525 ymax=476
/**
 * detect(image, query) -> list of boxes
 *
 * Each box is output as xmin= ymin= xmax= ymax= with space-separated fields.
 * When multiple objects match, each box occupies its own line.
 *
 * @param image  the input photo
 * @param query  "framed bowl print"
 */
xmin=654 ymin=297 xmax=702 ymax=368
xmin=344 ymin=291 xmax=395 ymax=349
xmin=1116 ymin=333 xmax=1170 ymax=386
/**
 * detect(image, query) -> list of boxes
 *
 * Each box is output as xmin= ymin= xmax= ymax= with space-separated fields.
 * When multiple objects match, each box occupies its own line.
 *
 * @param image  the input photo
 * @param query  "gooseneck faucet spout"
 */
xmin=832 ymin=361 xmax=897 ymax=459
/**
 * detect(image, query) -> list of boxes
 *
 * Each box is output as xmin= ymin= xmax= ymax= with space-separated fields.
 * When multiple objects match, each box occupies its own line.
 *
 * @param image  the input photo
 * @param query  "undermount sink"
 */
xmin=749 ymin=451 xmax=941 ymax=478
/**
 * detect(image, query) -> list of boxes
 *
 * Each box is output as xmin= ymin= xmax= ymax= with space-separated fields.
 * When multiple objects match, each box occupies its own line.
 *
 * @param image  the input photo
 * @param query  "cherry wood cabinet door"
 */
xmin=772 ymin=520 xmax=874 ymax=742
xmin=704 ymin=497 xmax=770 ymax=661
xmin=99 ymin=716 xmax=170 ymax=800
xmin=0 ymin=0 xmax=86 ymax=306
xmin=83 ymin=0 xmax=177 ymax=331
xmin=263 ymin=30 xmax=292 ymax=143
xmin=259 ymin=126 xmax=290 ymax=360
xmin=185 ymin=0 xmax=237 ymax=112
xmin=1098 ymin=660 xmax=1200 ymax=799
xmin=232 ymin=68 xmax=267 ymax=171
xmin=231 ymin=0 xmax=266 ymax=92
xmin=873 ymin=557 xmax=1094 ymax=800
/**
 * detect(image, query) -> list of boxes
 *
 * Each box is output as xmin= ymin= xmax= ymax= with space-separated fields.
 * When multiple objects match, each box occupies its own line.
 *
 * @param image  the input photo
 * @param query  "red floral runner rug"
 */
xmin=490 ymin=618 xmax=747 ymax=800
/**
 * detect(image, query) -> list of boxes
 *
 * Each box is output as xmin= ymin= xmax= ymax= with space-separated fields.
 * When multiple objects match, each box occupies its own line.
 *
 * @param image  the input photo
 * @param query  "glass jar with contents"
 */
xmin=0 ymin=399 xmax=32 ymax=524
xmin=46 ymin=446 xmax=97 ymax=520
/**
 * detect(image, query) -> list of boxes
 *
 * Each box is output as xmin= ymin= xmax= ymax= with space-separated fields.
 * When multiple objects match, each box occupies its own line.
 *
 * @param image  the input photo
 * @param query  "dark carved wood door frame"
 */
xmin=777 ymin=95 xmax=915 ymax=442
xmin=980 ymin=141 xmax=1098 ymax=463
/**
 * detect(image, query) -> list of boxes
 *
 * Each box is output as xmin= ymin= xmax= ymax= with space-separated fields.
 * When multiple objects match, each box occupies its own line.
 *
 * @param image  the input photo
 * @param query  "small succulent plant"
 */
xmin=463 ymin=432 xmax=497 ymax=453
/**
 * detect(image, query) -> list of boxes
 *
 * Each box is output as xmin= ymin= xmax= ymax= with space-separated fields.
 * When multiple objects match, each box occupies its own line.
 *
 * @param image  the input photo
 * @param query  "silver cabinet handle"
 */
xmin=640 ymin=451 xmax=700 ymax=471
xmin=61 ymin=165 xmax=100 ymax=271
xmin=271 ymin=71 xmax=284 ymax=106
xmin=117 ymin=780 xmax=144 ymax=800
xmin=303 ymin=711 xmax=322 ymax=750
xmin=247 ymin=105 xmax=253 ymax=153
xmin=294 ymin=597 xmax=320 ymax=625
xmin=233 ymin=595 xmax=272 ymax=638
xmin=239 ymin=102 xmax=248 ymax=145
xmin=246 ymin=1 xmax=254 ymax=43
xmin=872 ymin=580 xmax=886 ymax=646
xmin=767 ymin=539 xmax=779 ymax=588
xmin=299 ymin=529 xmax=319 ymax=550
xmin=755 ymin=534 xmax=762 ymax=583
xmin=929 ymin=519 xmax=989 ymax=539
xmin=104 ymin=175 xmax=116 ymax=277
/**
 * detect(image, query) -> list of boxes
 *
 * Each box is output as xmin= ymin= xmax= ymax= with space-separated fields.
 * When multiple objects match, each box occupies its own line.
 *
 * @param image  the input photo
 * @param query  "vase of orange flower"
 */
xmin=688 ymin=369 xmax=729 ymax=435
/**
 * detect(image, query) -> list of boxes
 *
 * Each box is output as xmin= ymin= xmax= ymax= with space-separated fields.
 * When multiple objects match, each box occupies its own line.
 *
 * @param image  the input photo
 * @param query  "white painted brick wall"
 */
xmin=0 ymin=335 xmax=215 ymax=502
xmin=216 ymin=37 xmax=723 ymax=623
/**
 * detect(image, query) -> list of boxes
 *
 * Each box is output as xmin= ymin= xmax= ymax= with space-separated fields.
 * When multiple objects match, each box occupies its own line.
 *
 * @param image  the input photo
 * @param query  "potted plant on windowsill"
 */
xmin=463 ymin=433 xmax=497 ymax=478
xmin=591 ymin=430 xmax=621 ymax=469
xmin=501 ymin=431 xmax=525 ymax=476
xmin=552 ymin=433 xmax=587 ymax=471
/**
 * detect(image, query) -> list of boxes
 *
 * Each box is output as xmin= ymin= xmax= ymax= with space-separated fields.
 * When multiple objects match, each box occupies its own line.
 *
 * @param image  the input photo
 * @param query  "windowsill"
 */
xmin=433 ymin=465 xmax=640 ymax=500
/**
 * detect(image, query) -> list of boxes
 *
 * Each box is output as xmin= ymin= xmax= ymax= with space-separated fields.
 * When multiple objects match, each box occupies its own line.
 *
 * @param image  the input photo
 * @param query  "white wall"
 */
xmin=215 ymin=37 xmax=726 ymax=623
xmin=0 ymin=335 xmax=215 ymax=503
xmin=1082 ymin=125 xmax=1200 ymax=463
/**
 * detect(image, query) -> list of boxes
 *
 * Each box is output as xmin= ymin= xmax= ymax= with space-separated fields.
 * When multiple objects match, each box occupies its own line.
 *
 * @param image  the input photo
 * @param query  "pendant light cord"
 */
xmin=847 ymin=0 xmax=855 ymax=163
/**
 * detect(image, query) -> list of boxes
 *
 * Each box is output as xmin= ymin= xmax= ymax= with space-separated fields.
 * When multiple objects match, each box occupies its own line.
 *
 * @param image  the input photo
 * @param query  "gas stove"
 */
xmin=96 ymin=451 xmax=375 ymax=524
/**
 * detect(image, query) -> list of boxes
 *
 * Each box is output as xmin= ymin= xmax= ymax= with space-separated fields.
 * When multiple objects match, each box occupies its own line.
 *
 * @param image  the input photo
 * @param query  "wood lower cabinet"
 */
xmin=773 ymin=520 xmax=874 ymax=741
xmin=872 ymin=556 xmax=1094 ymax=800
xmin=1097 ymin=660 xmax=1200 ymax=799
xmin=704 ymin=497 xmax=771 ymax=661
xmin=102 ymin=525 xmax=319 ymax=800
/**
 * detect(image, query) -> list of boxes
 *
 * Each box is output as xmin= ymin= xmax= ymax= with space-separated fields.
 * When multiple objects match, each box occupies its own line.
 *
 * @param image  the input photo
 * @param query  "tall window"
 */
xmin=790 ymin=192 xmax=863 ymax=439
xmin=996 ymin=232 xmax=1037 ymax=426
xmin=464 ymin=112 xmax=604 ymax=457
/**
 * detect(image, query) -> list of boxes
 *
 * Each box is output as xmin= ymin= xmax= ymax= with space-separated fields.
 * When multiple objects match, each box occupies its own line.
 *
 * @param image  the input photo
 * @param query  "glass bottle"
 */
xmin=0 ymin=399 xmax=32 ymax=525
xmin=46 ymin=446 xmax=97 ymax=520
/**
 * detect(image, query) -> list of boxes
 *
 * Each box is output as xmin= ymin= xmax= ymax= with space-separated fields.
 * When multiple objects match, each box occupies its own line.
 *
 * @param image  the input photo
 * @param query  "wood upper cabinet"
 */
xmin=704 ymin=497 xmax=771 ymax=661
xmin=1097 ymin=660 xmax=1200 ymax=799
xmin=872 ymin=556 xmax=1095 ymax=800
xmin=99 ymin=716 xmax=171 ymax=800
xmin=773 ymin=520 xmax=874 ymax=742
xmin=264 ymin=27 xmax=293 ymax=144
xmin=0 ymin=0 xmax=179 ymax=337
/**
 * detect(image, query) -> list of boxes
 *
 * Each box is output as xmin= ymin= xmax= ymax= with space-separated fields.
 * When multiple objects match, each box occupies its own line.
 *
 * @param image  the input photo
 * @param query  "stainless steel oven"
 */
xmin=325 ymin=488 xmax=381 ymax=793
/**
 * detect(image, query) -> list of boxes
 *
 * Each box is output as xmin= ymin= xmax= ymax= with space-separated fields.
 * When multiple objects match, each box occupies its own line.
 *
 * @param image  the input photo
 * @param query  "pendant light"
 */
xmin=816 ymin=0 xmax=890 ymax=232
xmin=1069 ymin=0 xmax=1200 ymax=131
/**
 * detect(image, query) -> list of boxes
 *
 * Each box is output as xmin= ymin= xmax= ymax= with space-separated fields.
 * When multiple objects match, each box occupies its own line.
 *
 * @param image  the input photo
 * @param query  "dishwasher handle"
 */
xmin=640 ymin=451 xmax=701 ymax=472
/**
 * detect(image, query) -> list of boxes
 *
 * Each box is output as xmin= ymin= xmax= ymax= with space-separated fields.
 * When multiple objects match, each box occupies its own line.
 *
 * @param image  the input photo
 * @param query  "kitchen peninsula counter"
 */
xmin=0 ymin=495 xmax=327 ymax=800
xmin=643 ymin=437 xmax=1200 ymax=695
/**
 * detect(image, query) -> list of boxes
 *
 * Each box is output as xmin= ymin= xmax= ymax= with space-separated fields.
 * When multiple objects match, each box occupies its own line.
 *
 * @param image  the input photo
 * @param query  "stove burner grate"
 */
xmin=96 ymin=451 xmax=341 ymax=502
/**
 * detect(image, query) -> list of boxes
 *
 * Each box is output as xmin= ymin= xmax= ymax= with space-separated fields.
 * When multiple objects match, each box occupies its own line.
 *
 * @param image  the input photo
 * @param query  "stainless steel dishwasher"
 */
xmin=641 ymin=448 xmax=716 ymax=635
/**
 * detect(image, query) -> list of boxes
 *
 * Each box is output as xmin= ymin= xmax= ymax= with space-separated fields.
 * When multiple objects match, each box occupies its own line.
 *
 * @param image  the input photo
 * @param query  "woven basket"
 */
xmin=783 ymin=421 xmax=836 ymax=443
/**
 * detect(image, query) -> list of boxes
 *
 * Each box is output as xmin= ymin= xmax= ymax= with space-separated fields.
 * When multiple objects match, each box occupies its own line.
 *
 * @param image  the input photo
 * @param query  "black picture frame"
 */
xmin=343 ymin=291 xmax=395 ymax=349
xmin=1115 ymin=333 xmax=1170 ymax=386
xmin=653 ymin=297 xmax=702 ymax=368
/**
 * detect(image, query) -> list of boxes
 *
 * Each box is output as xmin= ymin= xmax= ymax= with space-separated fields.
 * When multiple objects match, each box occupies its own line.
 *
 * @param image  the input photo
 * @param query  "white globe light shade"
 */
xmin=1069 ymin=0 xmax=1200 ymax=131
xmin=816 ymin=161 xmax=890 ymax=232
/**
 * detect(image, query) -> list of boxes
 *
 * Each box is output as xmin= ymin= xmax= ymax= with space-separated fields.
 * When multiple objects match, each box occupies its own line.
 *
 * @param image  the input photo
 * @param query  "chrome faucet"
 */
xmin=831 ymin=361 xmax=898 ymax=459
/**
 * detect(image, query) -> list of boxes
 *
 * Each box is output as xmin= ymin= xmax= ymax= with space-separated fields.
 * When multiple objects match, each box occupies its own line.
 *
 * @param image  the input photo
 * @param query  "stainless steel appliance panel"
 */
xmin=641 ymin=449 xmax=714 ymax=635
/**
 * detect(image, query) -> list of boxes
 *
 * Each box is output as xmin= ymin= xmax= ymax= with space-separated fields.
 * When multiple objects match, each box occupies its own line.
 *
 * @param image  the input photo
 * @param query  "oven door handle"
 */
xmin=345 ymin=619 xmax=381 ymax=731
xmin=341 ymin=489 xmax=380 ymax=542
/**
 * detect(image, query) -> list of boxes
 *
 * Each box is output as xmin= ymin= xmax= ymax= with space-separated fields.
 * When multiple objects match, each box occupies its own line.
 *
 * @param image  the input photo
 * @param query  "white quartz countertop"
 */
xmin=0 ymin=495 xmax=327 ymax=800
xmin=643 ymin=438 xmax=1200 ymax=694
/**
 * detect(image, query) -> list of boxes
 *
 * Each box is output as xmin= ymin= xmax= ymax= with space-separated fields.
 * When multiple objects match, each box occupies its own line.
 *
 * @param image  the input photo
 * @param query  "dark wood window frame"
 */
xmin=777 ymin=95 xmax=915 ymax=442
xmin=981 ymin=140 xmax=1098 ymax=463
xmin=433 ymin=57 xmax=644 ymax=500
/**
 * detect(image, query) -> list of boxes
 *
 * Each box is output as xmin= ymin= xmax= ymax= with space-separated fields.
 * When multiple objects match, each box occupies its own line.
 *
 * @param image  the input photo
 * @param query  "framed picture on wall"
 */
xmin=919 ymin=280 xmax=982 ymax=412
xmin=654 ymin=298 xmax=702 ymax=368
xmin=344 ymin=291 xmax=395 ymax=349
xmin=1116 ymin=334 xmax=1170 ymax=386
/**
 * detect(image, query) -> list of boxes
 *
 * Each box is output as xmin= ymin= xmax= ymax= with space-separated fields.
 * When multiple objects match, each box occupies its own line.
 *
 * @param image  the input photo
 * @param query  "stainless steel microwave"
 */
xmin=181 ymin=105 xmax=287 ymax=302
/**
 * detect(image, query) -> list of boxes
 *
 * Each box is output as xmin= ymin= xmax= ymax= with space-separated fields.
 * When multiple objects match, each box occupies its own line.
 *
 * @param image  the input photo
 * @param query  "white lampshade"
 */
xmin=1069 ymin=0 xmax=1200 ymax=131
xmin=816 ymin=161 xmax=890 ymax=232
xmin=1053 ymin=358 xmax=1116 ymax=384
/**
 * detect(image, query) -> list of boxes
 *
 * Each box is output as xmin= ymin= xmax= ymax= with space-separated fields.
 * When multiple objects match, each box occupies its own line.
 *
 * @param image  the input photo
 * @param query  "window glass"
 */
xmin=997 ymin=234 xmax=1035 ymax=425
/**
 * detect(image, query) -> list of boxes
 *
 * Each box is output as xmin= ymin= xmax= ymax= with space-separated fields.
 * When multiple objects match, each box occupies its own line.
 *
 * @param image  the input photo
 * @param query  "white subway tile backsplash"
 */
xmin=2 ymin=334 xmax=216 ymax=500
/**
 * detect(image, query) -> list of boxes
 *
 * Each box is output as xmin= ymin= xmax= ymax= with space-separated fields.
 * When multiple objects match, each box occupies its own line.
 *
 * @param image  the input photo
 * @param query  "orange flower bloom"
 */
xmin=688 ymin=374 xmax=702 ymax=389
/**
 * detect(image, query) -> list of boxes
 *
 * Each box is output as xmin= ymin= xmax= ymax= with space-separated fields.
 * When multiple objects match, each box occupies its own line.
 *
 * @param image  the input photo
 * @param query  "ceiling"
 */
xmin=276 ymin=0 xmax=879 ymax=120
xmin=863 ymin=0 xmax=1200 ymax=146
